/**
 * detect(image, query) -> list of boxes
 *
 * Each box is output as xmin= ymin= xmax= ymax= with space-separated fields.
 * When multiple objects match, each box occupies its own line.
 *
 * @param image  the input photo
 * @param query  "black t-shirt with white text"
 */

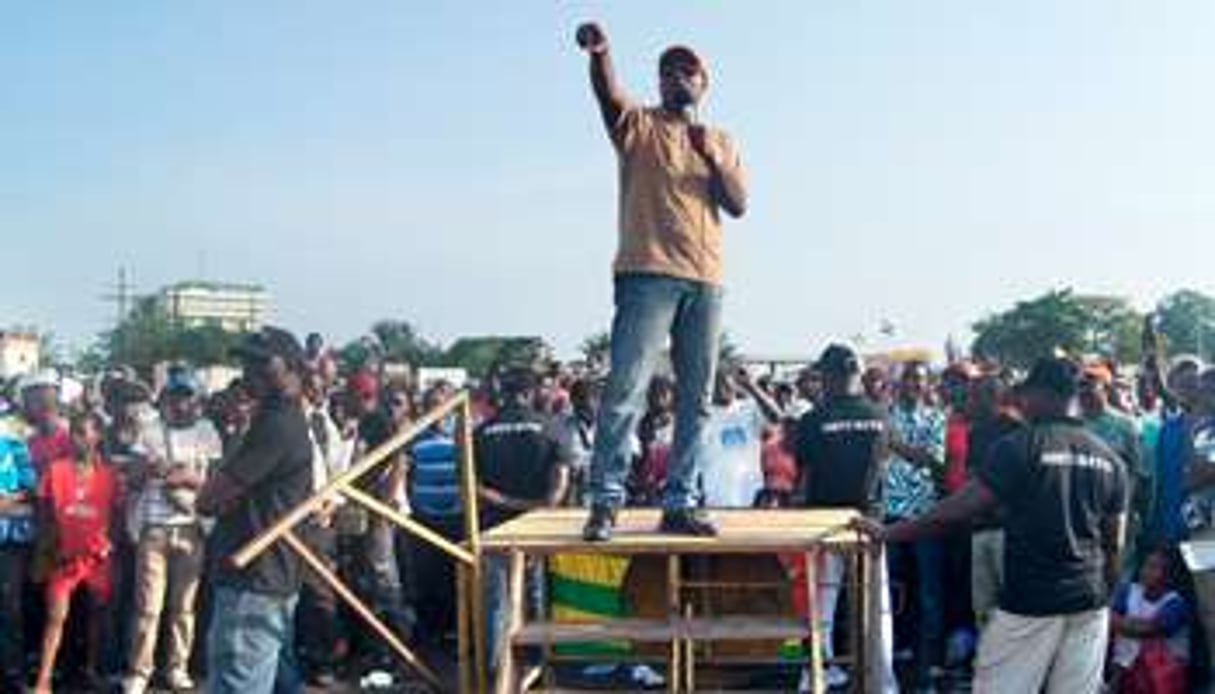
xmin=978 ymin=416 xmax=1129 ymax=616
xmin=794 ymin=394 xmax=889 ymax=517
xmin=474 ymin=406 xmax=573 ymax=528
xmin=210 ymin=395 xmax=314 ymax=597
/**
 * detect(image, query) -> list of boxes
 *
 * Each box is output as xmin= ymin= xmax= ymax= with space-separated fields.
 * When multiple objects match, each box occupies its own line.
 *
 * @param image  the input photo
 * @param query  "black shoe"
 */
xmin=659 ymin=508 xmax=718 ymax=536
xmin=582 ymin=505 xmax=617 ymax=542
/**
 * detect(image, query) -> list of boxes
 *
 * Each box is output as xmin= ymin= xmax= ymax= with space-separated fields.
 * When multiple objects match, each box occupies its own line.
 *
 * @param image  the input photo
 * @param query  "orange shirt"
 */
xmin=612 ymin=106 xmax=745 ymax=286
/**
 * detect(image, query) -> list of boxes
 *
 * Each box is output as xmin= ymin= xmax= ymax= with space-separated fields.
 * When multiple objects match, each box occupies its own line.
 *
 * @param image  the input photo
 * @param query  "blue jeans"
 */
xmin=206 ymin=586 xmax=302 ymax=694
xmin=887 ymin=538 xmax=945 ymax=670
xmin=589 ymin=274 xmax=723 ymax=509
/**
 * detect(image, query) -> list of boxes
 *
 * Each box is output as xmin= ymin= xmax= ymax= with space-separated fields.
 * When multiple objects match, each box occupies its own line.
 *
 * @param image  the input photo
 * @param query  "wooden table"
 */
xmin=478 ymin=508 xmax=879 ymax=693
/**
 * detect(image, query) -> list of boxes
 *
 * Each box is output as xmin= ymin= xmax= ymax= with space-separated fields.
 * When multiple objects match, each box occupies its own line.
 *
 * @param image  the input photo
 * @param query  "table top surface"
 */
xmin=479 ymin=508 xmax=867 ymax=555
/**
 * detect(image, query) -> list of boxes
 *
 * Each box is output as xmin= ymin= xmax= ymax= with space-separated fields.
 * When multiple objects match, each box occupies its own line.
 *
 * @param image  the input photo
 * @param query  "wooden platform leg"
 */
xmin=848 ymin=548 xmax=864 ymax=692
xmin=494 ymin=551 xmax=526 ymax=694
xmin=667 ymin=554 xmax=681 ymax=694
xmin=457 ymin=561 xmax=472 ymax=694
xmin=805 ymin=549 xmax=824 ymax=694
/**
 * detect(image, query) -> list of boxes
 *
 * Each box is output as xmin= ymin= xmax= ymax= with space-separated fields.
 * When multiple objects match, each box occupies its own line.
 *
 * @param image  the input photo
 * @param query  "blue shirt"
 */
xmin=0 ymin=432 xmax=37 ymax=544
xmin=409 ymin=430 xmax=462 ymax=518
xmin=1153 ymin=411 xmax=1190 ymax=543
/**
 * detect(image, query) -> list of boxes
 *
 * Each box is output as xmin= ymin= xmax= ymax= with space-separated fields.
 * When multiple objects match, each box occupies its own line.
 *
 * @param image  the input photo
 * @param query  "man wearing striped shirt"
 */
xmin=407 ymin=383 xmax=465 ymax=642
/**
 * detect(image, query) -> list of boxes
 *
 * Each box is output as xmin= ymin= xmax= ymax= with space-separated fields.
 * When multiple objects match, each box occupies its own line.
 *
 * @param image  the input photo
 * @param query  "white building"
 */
xmin=157 ymin=281 xmax=269 ymax=332
xmin=0 ymin=330 xmax=40 ymax=379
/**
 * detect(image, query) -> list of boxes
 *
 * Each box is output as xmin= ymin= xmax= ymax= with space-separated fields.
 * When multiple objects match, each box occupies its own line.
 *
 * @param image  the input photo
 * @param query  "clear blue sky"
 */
xmin=4 ymin=1 xmax=1214 ymax=360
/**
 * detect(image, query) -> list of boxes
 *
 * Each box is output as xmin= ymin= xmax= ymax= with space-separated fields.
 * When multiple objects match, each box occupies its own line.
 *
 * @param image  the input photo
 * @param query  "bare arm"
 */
xmin=735 ymin=370 xmax=785 ymax=425
xmin=577 ymin=22 xmax=629 ymax=136
xmin=880 ymin=479 xmax=998 ymax=543
xmin=1100 ymin=512 xmax=1127 ymax=593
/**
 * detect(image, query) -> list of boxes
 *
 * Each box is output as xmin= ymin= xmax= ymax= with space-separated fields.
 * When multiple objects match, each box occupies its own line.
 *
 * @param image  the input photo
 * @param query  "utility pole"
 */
xmin=100 ymin=266 xmax=136 ymax=359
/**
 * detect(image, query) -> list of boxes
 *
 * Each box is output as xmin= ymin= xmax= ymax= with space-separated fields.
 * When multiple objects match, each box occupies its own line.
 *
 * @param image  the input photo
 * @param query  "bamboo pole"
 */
xmin=457 ymin=561 xmax=473 ymax=694
xmin=458 ymin=399 xmax=488 ymax=694
xmin=282 ymin=530 xmax=442 ymax=689
xmin=805 ymin=548 xmax=824 ymax=694
xmin=231 ymin=393 xmax=468 ymax=569
xmin=342 ymin=486 xmax=475 ymax=566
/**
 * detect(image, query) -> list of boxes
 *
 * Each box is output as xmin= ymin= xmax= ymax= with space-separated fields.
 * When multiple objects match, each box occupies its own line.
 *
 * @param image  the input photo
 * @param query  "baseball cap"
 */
xmin=499 ymin=366 xmax=538 ymax=397
xmin=18 ymin=369 xmax=59 ymax=393
xmin=659 ymin=44 xmax=706 ymax=75
xmin=231 ymin=326 xmax=307 ymax=371
xmin=815 ymin=344 xmax=861 ymax=376
xmin=165 ymin=368 xmax=202 ymax=396
xmin=1017 ymin=357 xmax=1080 ymax=398
xmin=348 ymin=370 xmax=379 ymax=400
xmin=1081 ymin=362 xmax=1114 ymax=386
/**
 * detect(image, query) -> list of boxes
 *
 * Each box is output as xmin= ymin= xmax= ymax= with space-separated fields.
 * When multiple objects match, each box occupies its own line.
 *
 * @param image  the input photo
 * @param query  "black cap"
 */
xmin=1017 ymin=356 xmax=1080 ymax=398
xmin=231 ymin=326 xmax=307 ymax=372
xmin=815 ymin=344 xmax=861 ymax=376
xmin=499 ymin=366 xmax=538 ymax=397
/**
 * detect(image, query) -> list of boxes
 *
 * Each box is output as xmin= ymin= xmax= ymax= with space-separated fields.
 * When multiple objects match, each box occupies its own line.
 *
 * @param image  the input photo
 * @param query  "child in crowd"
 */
xmin=1108 ymin=547 xmax=1190 ymax=693
xmin=33 ymin=412 xmax=121 ymax=694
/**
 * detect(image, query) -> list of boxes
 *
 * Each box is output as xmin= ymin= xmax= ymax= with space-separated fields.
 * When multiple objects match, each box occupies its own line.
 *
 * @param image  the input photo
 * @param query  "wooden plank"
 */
xmin=232 ymin=392 xmax=468 ymax=568
xmin=514 ymin=618 xmax=679 ymax=645
xmin=683 ymin=616 xmax=811 ymax=641
xmin=281 ymin=530 xmax=442 ymax=689
xmin=512 ymin=616 xmax=811 ymax=645
xmin=805 ymin=549 xmax=824 ymax=694
xmin=482 ymin=508 xmax=863 ymax=555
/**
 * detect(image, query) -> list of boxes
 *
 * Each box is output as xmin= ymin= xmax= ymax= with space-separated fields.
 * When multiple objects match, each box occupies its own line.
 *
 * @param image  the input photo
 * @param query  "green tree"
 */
xmin=106 ymin=297 xmax=178 ymax=370
xmin=370 ymin=320 xmax=443 ymax=367
xmin=971 ymin=289 xmax=1142 ymax=368
xmin=443 ymin=336 xmax=552 ymax=378
xmin=580 ymin=331 xmax=611 ymax=367
xmin=1155 ymin=289 xmax=1215 ymax=362
xmin=102 ymin=296 xmax=249 ymax=372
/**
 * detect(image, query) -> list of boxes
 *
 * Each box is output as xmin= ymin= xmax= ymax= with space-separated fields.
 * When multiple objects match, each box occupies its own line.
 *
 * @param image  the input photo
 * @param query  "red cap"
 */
xmin=349 ymin=371 xmax=379 ymax=399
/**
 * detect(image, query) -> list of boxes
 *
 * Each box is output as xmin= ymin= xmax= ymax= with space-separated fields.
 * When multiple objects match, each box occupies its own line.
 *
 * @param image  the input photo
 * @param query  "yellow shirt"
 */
xmin=612 ymin=106 xmax=745 ymax=286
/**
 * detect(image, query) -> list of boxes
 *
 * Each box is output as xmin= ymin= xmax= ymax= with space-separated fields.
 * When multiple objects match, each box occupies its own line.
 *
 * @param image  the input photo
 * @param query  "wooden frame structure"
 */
xmin=231 ymin=391 xmax=489 ymax=693
xmin=480 ymin=508 xmax=882 ymax=694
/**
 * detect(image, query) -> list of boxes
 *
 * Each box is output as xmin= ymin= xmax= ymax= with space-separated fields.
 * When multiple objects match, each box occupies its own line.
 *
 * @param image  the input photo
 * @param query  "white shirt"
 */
xmin=133 ymin=416 xmax=222 ymax=529
xmin=700 ymin=399 xmax=765 ymax=508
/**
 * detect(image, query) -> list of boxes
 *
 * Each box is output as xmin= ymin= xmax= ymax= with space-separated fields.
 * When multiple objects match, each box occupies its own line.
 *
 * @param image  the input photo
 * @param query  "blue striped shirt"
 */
xmin=409 ymin=431 xmax=462 ymax=518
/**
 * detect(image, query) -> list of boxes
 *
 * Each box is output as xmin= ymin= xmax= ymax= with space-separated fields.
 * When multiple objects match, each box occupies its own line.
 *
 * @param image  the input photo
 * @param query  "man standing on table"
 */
xmin=575 ymin=21 xmax=748 ymax=542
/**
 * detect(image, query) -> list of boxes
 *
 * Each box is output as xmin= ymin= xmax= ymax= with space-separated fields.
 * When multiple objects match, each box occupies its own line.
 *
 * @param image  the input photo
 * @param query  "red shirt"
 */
xmin=28 ymin=425 xmax=72 ymax=473
xmin=944 ymin=413 xmax=970 ymax=494
xmin=40 ymin=457 xmax=119 ymax=561
xmin=761 ymin=429 xmax=798 ymax=493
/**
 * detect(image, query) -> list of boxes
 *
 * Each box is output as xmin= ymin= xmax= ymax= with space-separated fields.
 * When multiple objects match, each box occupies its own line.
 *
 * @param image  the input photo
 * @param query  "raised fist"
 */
xmin=576 ymin=22 xmax=608 ymax=54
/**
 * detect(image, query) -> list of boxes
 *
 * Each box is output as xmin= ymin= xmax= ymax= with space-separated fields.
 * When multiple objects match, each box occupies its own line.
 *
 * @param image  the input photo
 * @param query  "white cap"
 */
xmin=18 ymin=368 xmax=59 ymax=393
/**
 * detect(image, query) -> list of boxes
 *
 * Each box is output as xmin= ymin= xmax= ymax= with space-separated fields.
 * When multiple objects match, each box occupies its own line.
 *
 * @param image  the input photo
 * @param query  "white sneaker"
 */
xmin=122 ymin=674 xmax=150 ymax=694
xmin=826 ymin=665 xmax=849 ymax=688
xmin=799 ymin=666 xmax=849 ymax=692
xmin=165 ymin=670 xmax=197 ymax=691
xmin=629 ymin=664 xmax=665 ymax=688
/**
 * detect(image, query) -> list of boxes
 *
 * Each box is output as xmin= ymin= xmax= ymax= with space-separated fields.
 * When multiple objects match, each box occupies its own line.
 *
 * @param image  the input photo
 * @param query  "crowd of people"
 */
xmin=0 ymin=319 xmax=1211 ymax=693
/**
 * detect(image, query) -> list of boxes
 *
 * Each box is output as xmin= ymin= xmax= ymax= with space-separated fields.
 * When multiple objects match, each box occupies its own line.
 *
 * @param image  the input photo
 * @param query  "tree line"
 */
xmin=61 ymin=288 xmax=1215 ymax=377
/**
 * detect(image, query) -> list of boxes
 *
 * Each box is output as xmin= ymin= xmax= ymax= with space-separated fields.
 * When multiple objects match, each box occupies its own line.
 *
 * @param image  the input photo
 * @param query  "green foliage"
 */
xmin=370 ymin=320 xmax=443 ymax=367
xmin=971 ymin=289 xmax=1143 ymax=368
xmin=98 ymin=296 xmax=247 ymax=373
xmin=443 ymin=336 xmax=552 ymax=378
xmin=1155 ymin=289 xmax=1215 ymax=362
xmin=580 ymin=331 xmax=611 ymax=368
